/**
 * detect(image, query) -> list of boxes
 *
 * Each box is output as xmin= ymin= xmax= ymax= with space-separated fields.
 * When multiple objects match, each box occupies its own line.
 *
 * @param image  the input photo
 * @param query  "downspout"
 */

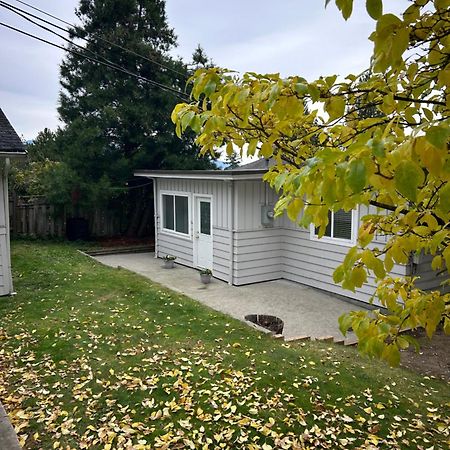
xmin=228 ymin=179 xmax=235 ymax=285
xmin=4 ymin=158 xmax=13 ymax=294
xmin=152 ymin=178 xmax=158 ymax=259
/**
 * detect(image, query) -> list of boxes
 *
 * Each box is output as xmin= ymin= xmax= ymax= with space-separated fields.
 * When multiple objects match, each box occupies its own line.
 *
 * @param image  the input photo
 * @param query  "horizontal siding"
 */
xmin=413 ymin=254 xmax=449 ymax=293
xmin=156 ymin=178 xmax=232 ymax=281
xmin=213 ymin=227 xmax=231 ymax=282
xmin=157 ymin=231 xmax=193 ymax=267
xmin=233 ymin=229 xmax=282 ymax=285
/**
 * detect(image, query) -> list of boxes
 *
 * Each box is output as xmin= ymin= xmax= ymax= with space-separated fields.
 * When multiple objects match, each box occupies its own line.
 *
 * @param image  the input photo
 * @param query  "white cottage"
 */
xmin=0 ymin=108 xmax=26 ymax=296
xmin=135 ymin=160 xmax=441 ymax=305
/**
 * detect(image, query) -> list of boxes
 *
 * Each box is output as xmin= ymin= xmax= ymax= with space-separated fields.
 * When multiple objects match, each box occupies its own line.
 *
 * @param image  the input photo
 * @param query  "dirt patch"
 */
xmin=400 ymin=327 xmax=450 ymax=381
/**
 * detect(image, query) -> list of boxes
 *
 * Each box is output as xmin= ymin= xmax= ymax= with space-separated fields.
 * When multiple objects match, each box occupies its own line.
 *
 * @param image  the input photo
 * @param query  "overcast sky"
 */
xmin=0 ymin=0 xmax=407 ymax=140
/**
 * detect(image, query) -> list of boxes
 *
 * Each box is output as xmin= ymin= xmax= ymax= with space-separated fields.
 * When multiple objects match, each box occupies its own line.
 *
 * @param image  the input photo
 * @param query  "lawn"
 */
xmin=0 ymin=241 xmax=449 ymax=449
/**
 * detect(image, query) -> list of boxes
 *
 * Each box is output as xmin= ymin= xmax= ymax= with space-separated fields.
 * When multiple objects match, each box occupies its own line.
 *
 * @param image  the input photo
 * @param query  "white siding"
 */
xmin=232 ymin=181 xmax=282 ymax=285
xmin=213 ymin=227 xmax=231 ymax=282
xmin=232 ymin=180 xmax=408 ymax=304
xmin=153 ymin=176 xmax=441 ymax=305
xmin=155 ymin=178 xmax=231 ymax=282
xmin=0 ymin=172 xmax=11 ymax=296
xmin=412 ymin=253 xmax=449 ymax=293
xmin=233 ymin=229 xmax=282 ymax=285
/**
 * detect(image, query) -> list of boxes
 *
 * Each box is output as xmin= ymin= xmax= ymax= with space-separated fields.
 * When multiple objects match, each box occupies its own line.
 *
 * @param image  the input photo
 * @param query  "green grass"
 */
xmin=0 ymin=241 xmax=449 ymax=449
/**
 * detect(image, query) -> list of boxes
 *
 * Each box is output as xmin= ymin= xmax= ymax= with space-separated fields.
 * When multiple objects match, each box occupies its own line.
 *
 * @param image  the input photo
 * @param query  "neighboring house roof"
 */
xmin=135 ymin=168 xmax=266 ymax=181
xmin=0 ymin=108 xmax=26 ymax=155
xmin=233 ymin=158 xmax=274 ymax=171
xmin=135 ymin=159 xmax=275 ymax=181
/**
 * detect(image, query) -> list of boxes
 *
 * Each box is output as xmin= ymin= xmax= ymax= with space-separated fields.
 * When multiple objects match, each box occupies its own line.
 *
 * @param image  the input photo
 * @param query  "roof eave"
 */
xmin=134 ymin=170 xmax=265 ymax=181
xmin=0 ymin=151 xmax=27 ymax=158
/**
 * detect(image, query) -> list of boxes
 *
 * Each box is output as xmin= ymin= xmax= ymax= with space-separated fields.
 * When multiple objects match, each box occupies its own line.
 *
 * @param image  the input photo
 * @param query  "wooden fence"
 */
xmin=9 ymin=195 xmax=123 ymax=238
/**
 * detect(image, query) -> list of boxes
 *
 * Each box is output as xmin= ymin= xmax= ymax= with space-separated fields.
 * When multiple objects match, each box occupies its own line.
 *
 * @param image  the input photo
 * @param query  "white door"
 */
xmin=194 ymin=197 xmax=213 ymax=270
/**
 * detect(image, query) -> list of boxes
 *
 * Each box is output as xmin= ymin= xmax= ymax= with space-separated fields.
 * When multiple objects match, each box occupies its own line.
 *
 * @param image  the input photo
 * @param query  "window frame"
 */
xmin=310 ymin=209 xmax=358 ymax=246
xmin=160 ymin=190 xmax=191 ymax=239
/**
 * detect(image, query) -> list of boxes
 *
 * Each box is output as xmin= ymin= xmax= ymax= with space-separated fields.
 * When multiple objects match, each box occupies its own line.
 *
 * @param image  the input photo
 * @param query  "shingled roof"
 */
xmin=0 ymin=108 xmax=26 ymax=153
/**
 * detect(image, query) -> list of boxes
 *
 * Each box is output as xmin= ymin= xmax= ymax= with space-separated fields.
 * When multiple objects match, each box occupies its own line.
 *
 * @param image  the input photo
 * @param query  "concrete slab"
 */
xmin=0 ymin=402 xmax=21 ymax=450
xmin=92 ymin=252 xmax=369 ymax=342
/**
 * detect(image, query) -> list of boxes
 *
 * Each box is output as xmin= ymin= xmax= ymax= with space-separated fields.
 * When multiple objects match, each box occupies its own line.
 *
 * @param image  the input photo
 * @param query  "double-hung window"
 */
xmin=162 ymin=193 xmax=189 ymax=235
xmin=312 ymin=209 xmax=356 ymax=243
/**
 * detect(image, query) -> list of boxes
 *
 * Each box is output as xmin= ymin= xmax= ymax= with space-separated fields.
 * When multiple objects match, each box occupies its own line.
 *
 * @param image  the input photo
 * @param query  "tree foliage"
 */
xmin=55 ymin=0 xmax=213 ymax=212
xmin=172 ymin=0 xmax=450 ymax=364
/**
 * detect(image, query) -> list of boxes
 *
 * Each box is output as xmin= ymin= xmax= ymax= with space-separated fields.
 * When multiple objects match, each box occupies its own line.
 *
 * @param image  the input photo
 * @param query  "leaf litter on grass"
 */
xmin=0 ymin=242 xmax=449 ymax=449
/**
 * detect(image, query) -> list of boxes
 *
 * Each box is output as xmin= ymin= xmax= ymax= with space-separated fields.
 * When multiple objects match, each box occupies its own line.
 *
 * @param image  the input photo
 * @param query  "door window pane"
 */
xmin=200 ymin=201 xmax=211 ymax=235
xmin=163 ymin=195 xmax=174 ymax=230
xmin=175 ymin=196 xmax=189 ymax=234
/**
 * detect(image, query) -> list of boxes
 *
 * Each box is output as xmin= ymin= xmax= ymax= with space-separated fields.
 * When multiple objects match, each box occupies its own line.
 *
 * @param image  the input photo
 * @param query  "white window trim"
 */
xmin=160 ymin=190 xmax=192 ymax=240
xmin=310 ymin=209 xmax=358 ymax=247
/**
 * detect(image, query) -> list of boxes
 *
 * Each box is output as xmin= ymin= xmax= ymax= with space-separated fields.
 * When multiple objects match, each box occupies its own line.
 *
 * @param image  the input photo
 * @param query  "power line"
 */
xmin=0 ymin=1 xmax=118 ymax=68
xmin=6 ymin=0 xmax=187 ymax=78
xmin=0 ymin=21 xmax=190 ymax=101
xmin=12 ymin=0 xmax=72 ymax=26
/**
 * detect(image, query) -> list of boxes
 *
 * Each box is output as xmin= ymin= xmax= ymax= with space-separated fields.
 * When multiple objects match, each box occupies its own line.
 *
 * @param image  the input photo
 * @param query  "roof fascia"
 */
xmin=134 ymin=171 xmax=264 ymax=181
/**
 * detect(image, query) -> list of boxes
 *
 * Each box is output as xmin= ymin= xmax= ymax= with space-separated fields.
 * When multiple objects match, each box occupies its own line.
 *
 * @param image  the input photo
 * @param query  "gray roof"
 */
xmin=135 ymin=159 xmax=274 ymax=181
xmin=0 ymin=108 xmax=25 ymax=153
xmin=233 ymin=158 xmax=274 ymax=171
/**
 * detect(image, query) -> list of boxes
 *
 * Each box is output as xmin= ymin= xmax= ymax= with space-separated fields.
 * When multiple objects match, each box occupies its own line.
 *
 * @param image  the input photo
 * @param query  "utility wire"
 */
xmin=0 ymin=21 xmax=190 ymax=101
xmin=0 ymin=1 xmax=118 ymax=68
xmin=7 ymin=0 xmax=187 ymax=78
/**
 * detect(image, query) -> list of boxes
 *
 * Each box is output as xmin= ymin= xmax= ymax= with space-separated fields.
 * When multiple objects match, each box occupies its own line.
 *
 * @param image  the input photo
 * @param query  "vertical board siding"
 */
xmin=156 ymin=178 xmax=231 ymax=280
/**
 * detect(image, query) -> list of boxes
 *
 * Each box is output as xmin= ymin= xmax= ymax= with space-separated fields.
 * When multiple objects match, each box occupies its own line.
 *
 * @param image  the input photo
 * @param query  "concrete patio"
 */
xmin=93 ymin=252 xmax=370 ymax=343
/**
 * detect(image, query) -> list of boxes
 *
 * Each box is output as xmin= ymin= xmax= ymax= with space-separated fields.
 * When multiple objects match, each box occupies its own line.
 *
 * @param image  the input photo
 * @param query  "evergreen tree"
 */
xmin=57 ymin=0 xmax=213 ymax=211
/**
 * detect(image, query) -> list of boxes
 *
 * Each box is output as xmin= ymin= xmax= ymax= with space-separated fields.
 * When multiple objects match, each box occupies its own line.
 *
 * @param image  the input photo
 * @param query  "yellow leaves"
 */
xmin=325 ymin=96 xmax=346 ymax=121
xmin=370 ymin=14 xmax=409 ymax=72
xmin=394 ymin=160 xmax=425 ymax=202
xmin=350 ymin=267 xmax=367 ymax=288
xmin=260 ymin=141 xmax=273 ymax=159
xmin=361 ymin=250 xmax=386 ymax=279
xmin=366 ymin=0 xmax=382 ymax=20
xmin=437 ymin=183 xmax=450 ymax=216
xmin=358 ymin=221 xmax=375 ymax=248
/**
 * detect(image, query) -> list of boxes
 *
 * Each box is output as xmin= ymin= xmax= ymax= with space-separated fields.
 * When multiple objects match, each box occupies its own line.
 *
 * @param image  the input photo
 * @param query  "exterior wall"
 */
xmin=279 ymin=210 xmax=407 ymax=305
xmin=232 ymin=181 xmax=408 ymax=305
xmin=0 ymin=170 xmax=12 ymax=295
xmin=155 ymin=178 xmax=231 ymax=282
xmin=412 ymin=253 xmax=449 ymax=293
xmin=232 ymin=181 xmax=283 ymax=285
xmin=154 ymin=176 xmax=442 ymax=305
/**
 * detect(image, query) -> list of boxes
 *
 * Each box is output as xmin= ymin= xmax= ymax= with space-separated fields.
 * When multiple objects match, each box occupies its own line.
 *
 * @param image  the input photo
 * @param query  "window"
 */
xmin=313 ymin=210 xmax=356 ymax=243
xmin=199 ymin=201 xmax=211 ymax=235
xmin=162 ymin=193 xmax=189 ymax=235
